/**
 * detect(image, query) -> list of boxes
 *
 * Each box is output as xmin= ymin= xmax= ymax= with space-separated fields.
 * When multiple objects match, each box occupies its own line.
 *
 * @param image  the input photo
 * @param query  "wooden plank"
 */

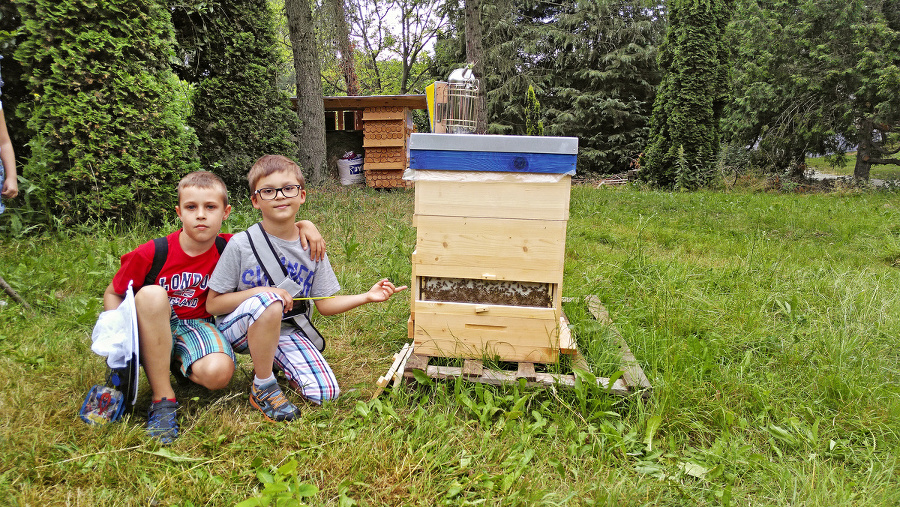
xmin=409 ymin=149 xmax=576 ymax=174
xmin=363 ymin=137 xmax=406 ymax=148
xmin=392 ymin=345 xmax=414 ymax=387
xmin=404 ymin=353 xmax=430 ymax=374
xmin=558 ymin=313 xmax=577 ymax=355
xmin=321 ymin=95 xmax=427 ymax=109
xmin=413 ymin=301 xmax=559 ymax=320
xmin=413 ymin=335 xmax=559 ymax=363
xmin=362 ymin=110 xmax=409 ymax=121
xmin=413 ymin=178 xmax=571 ymax=221
xmin=410 ymin=257 xmax=564 ymax=285
xmin=414 ymin=365 xmax=629 ymax=395
xmin=584 ymin=295 xmax=652 ymax=392
xmin=516 ymin=362 xmax=537 ymax=381
xmin=412 ymin=301 xmax=560 ymax=361
xmin=462 ymin=360 xmax=483 ymax=379
xmin=371 ymin=343 xmax=413 ymax=399
xmin=571 ymin=352 xmax=589 ymax=372
xmin=363 ymin=161 xmax=407 ymax=170
xmin=412 ymin=215 xmax=567 ymax=280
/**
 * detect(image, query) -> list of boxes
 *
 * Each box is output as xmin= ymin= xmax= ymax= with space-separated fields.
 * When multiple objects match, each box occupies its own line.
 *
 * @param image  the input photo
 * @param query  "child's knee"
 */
xmin=255 ymin=299 xmax=284 ymax=325
xmin=189 ymin=353 xmax=235 ymax=390
xmin=134 ymin=285 xmax=170 ymax=315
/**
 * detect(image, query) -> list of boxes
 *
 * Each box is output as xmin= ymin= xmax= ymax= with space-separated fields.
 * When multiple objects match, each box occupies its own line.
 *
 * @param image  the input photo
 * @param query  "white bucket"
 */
xmin=337 ymin=154 xmax=365 ymax=185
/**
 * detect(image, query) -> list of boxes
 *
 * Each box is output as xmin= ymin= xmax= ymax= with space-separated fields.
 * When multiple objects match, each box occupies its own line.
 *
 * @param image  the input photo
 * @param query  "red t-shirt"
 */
xmin=111 ymin=230 xmax=233 ymax=320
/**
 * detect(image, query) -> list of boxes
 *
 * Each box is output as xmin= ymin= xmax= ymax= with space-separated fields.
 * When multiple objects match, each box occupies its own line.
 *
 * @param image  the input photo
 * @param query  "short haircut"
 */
xmin=177 ymin=171 xmax=229 ymax=206
xmin=247 ymin=155 xmax=306 ymax=193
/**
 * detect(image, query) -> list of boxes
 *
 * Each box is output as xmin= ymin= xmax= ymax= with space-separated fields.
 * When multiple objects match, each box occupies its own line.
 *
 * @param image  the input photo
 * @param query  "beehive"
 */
xmin=408 ymin=133 xmax=578 ymax=363
xmin=362 ymin=106 xmax=415 ymax=188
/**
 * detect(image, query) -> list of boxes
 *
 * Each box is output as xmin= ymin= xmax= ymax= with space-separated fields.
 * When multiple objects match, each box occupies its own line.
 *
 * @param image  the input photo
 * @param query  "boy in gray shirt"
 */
xmin=207 ymin=154 xmax=406 ymax=421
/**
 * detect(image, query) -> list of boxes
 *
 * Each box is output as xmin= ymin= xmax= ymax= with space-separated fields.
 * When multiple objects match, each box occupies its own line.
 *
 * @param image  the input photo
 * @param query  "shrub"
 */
xmin=15 ymin=0 xmax=199 ymax=225
xmin=172 ymin=0 xmax=299 ymax=196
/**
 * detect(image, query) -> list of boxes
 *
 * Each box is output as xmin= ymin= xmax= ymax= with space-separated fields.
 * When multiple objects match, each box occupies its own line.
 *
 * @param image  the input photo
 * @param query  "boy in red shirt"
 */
xmin=103 ymin=171 xmax=324 ymax=443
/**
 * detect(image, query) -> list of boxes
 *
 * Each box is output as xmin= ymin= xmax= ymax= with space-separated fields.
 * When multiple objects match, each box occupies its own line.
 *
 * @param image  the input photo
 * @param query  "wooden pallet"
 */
xmin=390 ymin=296 xmax=650 ymax=397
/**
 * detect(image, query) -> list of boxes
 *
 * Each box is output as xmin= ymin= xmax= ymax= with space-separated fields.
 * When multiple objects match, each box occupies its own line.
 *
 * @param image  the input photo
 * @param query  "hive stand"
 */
xmin=397 ymin=295 xmax=651 ymax=397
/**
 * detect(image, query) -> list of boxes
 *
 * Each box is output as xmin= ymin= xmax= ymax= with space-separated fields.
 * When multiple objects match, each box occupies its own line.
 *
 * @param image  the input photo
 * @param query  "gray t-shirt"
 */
xmin=208 ymin=228 xmax=341 ymax=318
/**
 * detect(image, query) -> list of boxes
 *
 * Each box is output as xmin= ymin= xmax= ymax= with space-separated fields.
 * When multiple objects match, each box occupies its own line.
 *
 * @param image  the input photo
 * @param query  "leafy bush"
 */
xmin=172 ymin=0 xmax=299 ymax=196
xmin=15 ymin=0 xmax=199 ymax=225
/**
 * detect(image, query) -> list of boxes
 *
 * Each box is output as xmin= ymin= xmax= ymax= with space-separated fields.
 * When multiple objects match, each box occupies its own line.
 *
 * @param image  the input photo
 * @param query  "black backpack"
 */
xmin=143 ymin=235 xmax=227 ymax=287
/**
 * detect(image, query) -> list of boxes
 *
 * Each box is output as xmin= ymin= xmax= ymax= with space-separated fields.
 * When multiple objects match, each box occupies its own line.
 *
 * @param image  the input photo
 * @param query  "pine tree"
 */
xmin=643 ymin=0 xmax=732 ymax=189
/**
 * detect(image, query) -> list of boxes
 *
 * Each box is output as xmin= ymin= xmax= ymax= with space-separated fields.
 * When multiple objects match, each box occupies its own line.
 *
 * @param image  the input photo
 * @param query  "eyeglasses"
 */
xmin=253 ymin=185 xmax=302 ymax=200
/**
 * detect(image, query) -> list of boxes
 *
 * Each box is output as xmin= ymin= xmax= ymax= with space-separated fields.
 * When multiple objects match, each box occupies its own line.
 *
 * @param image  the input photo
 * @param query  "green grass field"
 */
xmin=807 ymin=153 xmax=900 ymax=179
xmin=1 ymin=183 xmax=899 ymax=505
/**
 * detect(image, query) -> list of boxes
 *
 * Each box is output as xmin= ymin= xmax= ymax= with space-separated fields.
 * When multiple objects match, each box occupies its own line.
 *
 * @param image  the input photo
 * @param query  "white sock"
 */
xmin=254 ymin=374 xmax=275 ymax=388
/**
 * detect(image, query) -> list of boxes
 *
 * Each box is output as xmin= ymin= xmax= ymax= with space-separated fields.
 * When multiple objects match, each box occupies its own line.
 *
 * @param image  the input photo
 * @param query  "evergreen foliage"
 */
xmin=433 ymin=0 xmax=662 ymax=175
xmin=643 ymin=0 xmax=732 ymax=189
xmin=0 ymin=4 xmax=29 ymax=162
xmin=725 ymin=0 xmax=900 ymax=179
xmin=541 ymin=1 xmax=661 ymax=174
xmin=172 ymin=0 xmax=299 ymax=195
xmin=15 ymin=0 xmax=198 ymax=224
xmin=524 ymin=85 xmax=543 ymax=136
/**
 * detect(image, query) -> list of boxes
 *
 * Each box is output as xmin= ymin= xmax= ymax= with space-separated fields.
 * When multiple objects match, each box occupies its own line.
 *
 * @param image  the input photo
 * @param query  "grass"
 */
xmin=2 ymin=182 xmax=900 ymax=505
xmin=806 ymin=153 xmax=900 ymax=179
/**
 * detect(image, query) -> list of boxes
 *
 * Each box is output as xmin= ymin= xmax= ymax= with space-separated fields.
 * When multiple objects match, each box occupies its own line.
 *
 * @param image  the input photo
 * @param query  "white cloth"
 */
xmin=91 ymin=281 xmax=139 ymax=369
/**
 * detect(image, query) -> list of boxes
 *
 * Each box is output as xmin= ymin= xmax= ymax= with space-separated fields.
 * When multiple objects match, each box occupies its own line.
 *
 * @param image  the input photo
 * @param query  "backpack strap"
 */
xmin=143 ymin=235 xmax=227 ymax=288
xmin=143 ymin=237 xmax=169 ymax=287
xmin=214 ymin=235 xmax=226 ymax=255
xmin=245 ymin=223 xmax=326 ymax=351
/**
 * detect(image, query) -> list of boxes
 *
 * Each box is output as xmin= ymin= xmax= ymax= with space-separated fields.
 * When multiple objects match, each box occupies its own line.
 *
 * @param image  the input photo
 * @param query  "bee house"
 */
xmin=408 ymin=133 xmax=578 ymax=363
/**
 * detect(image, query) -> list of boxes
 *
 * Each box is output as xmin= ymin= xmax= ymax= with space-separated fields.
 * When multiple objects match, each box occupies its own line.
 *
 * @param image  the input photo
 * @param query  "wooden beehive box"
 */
xmin=408 ymin=133 xmax=578 ymax=363
xmin=362 ymin=106 xmax=414 ymax=188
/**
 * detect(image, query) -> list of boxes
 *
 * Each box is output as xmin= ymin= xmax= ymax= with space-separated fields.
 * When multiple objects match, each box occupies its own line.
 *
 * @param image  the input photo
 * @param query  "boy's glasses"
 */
xmin=254 ymin=185 xmax=302 ymax=200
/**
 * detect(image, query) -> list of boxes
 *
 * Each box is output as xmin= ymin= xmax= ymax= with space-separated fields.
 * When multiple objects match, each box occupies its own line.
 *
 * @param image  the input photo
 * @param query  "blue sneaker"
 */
xmin=147 ymin=398 xmax=179 ymax=444
xmin=250 ymin=381 xmax=300 ymax=422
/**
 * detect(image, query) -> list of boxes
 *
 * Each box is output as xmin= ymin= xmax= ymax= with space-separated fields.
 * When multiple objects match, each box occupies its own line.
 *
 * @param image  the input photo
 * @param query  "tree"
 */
xmin=524 ymin=84 xmax=543 ymax=136
xmin=285 ymin=0 xmax=327 ymax=184
xmin=542 ymin=0 xmax=662 ymax=174
xmin=643 ymin=0 xmax=732 ymax=189
xmin=348 ymin=0 xmax=449 ymax=94
xmin=433 ymin=0 xmax=663 ymax=174
xmin=16 ymin=0 xmax=199 ymax=224
xmin=171 ymin=0 xmax=300 ymax=194
xmin=726 ymin=0 xmax=900 ymax=180
xmin=328 ymin=0 xmax=359 ymax=95
xmin=464 ymin=0 xmax=487 ymax=133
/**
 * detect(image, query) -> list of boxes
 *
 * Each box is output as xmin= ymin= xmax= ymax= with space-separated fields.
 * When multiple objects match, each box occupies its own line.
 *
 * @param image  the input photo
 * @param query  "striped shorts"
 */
xmin=170 ymin=311 xmax=237 ymax=376
xmin=215 ymin=292 xmax=340 ymax=404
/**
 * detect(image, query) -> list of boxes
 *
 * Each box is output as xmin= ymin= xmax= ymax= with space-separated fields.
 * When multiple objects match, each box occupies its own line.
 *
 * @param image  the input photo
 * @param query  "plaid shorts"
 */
xmin=216 ymin=292 xmax=340 ymax=404
xmin=170 ymin=310 xmax=237 ymax=376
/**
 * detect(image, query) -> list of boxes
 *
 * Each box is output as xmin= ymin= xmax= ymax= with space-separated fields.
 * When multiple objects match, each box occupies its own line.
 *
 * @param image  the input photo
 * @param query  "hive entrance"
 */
xmin=419 ymin=277 xmax=553 ymax=308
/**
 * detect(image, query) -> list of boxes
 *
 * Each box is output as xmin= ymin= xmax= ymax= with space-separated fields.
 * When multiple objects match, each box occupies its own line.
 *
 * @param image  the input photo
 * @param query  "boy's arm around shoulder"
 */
xmin=314 ymin=278 xmax=407 ymax=316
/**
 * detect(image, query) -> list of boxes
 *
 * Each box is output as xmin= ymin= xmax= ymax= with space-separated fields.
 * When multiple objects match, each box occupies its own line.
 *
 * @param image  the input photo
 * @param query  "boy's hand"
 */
xmin=270 ymin=287 xmax=295 ymax=313
xmin=366 ymin=279 xmax=408 ymax=303
xmin=296 ymin=220 xmax=326 ymax=262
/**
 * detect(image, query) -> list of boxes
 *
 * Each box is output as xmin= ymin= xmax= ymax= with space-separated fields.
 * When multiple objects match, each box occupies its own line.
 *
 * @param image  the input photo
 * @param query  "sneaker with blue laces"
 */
xmin=146 ymin=398 xmax=179 ymax=444
xmin=250 ymin=381 xmax=300 ymax=422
